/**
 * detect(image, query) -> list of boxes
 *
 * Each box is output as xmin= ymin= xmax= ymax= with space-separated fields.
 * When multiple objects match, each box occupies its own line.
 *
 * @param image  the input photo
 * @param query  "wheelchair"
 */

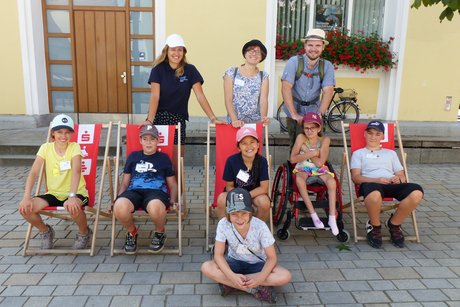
xmin=271 ymin=161 xmax=349 ymax=242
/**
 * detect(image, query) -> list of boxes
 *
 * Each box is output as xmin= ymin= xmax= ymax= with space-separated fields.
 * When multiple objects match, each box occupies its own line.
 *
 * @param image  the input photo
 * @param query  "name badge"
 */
xmin=236 ymin=244 xmax=251 ymax=255
xmin=366 ymin=153 xmax=378 ymax=159
xmin=234 ymin=78 xmax=245 ymax=86
xmin=236 ymin=169 xmax=250 ymax=183
xmin=60 ymin=160 xmax=71 ymax=171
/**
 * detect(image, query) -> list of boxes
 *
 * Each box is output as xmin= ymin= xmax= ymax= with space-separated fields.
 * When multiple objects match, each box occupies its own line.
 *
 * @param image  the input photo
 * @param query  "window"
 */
xmin=277 ymin=0 xmax=385 ymax=40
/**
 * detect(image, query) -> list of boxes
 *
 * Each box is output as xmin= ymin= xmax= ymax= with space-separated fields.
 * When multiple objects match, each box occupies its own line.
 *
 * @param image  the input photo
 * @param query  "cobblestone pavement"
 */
xmin=0 ymin=164 xmax=459 ymax=307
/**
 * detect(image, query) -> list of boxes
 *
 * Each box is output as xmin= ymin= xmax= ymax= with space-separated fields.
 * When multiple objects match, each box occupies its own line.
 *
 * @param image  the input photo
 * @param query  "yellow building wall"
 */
xmin=336 ymin=78 xmax=379 ymax=115
xmin=399 ymin=6 xmax=460 ymax=121
xmin=166 ymin=0 xmax=267 ymax=117
xmin=0 ymin=0 xmax=25 ymax=114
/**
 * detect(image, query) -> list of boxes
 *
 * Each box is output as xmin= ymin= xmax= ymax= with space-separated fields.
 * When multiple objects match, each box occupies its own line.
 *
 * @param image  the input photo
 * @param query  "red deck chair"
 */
xmin=340 ymin=121 xmax=420 ymax=243
xmin=23 ymin=122 xmax=113 ymax=256
xmin=204 ymin=123 xmax=272 ymax=250
xmin=110 ymin=123 xmax=184 ymax=256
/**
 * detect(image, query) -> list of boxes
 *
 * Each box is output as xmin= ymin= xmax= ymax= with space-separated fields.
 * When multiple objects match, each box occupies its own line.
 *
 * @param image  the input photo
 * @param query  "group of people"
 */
xmin=19 ymin=28 xmax=423 ymax=304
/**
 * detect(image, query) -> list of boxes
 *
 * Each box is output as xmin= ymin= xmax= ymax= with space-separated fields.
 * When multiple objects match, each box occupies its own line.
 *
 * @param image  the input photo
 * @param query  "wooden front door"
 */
xmin=74 ymin=10 xmax=129 ymax=113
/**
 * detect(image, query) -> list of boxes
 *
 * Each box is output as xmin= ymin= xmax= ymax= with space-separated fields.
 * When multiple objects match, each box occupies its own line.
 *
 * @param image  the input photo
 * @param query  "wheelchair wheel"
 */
xmin=276 ymin=102 xmax=288 ymax=133
xmin=336 ymin=229 xmax=350 ymax=243
xmin=271 ymin=165 xmax=288 ymax=226
xmin=277 ymin=229 xmax=290 ymax=241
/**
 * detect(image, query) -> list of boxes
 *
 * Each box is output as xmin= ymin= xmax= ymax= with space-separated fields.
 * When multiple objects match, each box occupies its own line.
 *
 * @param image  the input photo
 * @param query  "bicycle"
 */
xmin=276 ymin=87 xmax=359 ymax=133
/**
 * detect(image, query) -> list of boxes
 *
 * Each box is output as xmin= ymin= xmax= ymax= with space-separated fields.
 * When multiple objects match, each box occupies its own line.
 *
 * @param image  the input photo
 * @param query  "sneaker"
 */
xmin=149 ymin=232 xmax=166 ymax=253
xmin=124 ymin=232 xmax=138 ymax=254
xmin=40 ymin=224 xmax=55 ymax=249
xmin=365 ymin=220 xmax=382 ymax=249
xmin=218 ymin=283 xmax=236 ymax=296
xmin=252 ymin=286 xmax=276 ymax=303
xmin=386 ymin=214 xmax=405 ymax=248
xmin=72 ymin=227 xmax=92 ymax=250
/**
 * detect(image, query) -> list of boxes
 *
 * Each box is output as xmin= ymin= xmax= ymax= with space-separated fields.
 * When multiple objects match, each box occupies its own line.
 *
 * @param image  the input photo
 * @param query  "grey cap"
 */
xmin=139 ymin=124 xmax=159 ymax=138
xmin=226 ymin=188 xmax=253 ymax=213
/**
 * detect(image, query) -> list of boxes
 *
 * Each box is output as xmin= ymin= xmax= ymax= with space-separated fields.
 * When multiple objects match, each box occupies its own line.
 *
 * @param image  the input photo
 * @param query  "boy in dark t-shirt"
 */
xmin=113 ymin=124 xmax=178 ymax=254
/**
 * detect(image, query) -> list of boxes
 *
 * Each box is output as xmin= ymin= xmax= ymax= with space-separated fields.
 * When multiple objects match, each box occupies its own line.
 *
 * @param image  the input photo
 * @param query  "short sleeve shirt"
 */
xmin=350 ymin=148 xmax=404 ymax=179
xmin=215 ymin=217 xmax=275 ymax=263
xmin=148 ymin=62 xmax=204 ymax=120
xmin=37 ymin=142 xmax=88 ymax=201
xmin=281 ymin=55 xmax=335 ymax=116
xmin=224 ymin=67 xmax=269 ymax=123
xmin=124 ymin=151 xmax=175 ymax=193
xmin=223 ymin=153 xmax=269 ymax=191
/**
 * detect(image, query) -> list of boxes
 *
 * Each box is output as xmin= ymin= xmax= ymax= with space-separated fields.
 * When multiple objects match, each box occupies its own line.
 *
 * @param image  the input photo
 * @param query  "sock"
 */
xmin=328 ymin=215 xmax=339 ymax=236
xmin=311 ymin=212 xmax=324 ymax=228
xmin=129 ymin=227 xmax=137 ymax=237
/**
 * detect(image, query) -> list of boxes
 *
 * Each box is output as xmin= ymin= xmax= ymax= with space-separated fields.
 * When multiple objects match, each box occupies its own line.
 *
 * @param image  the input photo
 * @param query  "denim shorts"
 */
xmin=226 ymin=257 xmax=265 ymax=274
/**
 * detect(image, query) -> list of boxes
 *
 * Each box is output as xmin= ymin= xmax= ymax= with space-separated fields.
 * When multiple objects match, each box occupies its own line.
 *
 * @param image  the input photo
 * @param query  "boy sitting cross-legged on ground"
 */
xmin=113 ymin=124 xmax=178 ymax=254
xmin=350 ymin=120 xmax=424 ymax=248
xmin=19 ymin=114 xmax=91 ymax=250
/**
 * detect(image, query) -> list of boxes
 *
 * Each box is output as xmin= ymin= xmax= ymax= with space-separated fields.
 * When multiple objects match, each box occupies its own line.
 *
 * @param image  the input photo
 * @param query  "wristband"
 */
xmin=68 ymin=192 xmax=77 ymax=198
xmin=145 ymin=118 xmax=153 ymax=124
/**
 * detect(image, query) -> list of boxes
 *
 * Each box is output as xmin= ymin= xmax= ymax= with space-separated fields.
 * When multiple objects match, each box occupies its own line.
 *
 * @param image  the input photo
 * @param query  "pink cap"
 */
xmin=302 ymin=112 xmax=322 ymax=127
xmin=236 ymin=127 xmax=259 ymax=143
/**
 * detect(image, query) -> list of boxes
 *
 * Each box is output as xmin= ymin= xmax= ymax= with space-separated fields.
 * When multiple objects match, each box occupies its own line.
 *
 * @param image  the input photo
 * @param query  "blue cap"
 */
xmin=366 ymin=121 xmax=385 ymax=133
xmin=226 ymin=188 xmax=253 ymax=213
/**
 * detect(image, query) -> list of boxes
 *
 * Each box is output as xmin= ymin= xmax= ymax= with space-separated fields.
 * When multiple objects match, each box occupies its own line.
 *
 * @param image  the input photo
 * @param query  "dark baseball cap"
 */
xmin=139 ymin=124 xmax=159 ymax=138
xmin=366 ymin=120 xmax=385 ymax=133
xmin=226 ymin=188 xmax=253 ymax=214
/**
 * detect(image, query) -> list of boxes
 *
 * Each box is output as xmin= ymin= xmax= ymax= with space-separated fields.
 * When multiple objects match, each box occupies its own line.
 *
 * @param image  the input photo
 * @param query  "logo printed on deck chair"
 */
xmin=156 ymin=126 xmax=169 ymax=147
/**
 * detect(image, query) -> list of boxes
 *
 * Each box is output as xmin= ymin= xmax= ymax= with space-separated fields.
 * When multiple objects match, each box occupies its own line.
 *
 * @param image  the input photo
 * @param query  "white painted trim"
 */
xmin=346 ymin=0 xmax=354 ymax=31
xmin=154 ymin=0 xmax=166 ymax=56
xmin=17 ymin=0 xmax=49 ymax=115
xmin=308 ymin=1 xmax=315 ymax=29
xmin=266 ymin=0 xmax=278 ymax=117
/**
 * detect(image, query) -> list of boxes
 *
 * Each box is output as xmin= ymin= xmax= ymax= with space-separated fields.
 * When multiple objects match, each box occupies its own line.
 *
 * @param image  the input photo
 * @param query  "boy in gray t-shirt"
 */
xmin=350 ymin=121 xmax=423 ymax=249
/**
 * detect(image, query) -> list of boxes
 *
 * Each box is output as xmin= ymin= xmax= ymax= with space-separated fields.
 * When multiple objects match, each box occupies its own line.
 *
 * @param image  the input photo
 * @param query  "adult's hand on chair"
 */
xmin=19 ymin=198 xmax=33 ymax=215
xmin=64 ymin=198 xmax=82 ymax=215
xmin=231 ymin=119 xmax=244 ymax=128
xmin=261 ymin=116 xmax=271 ymax=126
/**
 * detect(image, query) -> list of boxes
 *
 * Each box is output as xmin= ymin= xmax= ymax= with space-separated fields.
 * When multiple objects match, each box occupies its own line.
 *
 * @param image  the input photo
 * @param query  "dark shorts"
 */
xmin=35 ymin=193 xmax=89 ymax=207
xmin=117 ymin=189 xmax=170 ymax=213
xmin=153 ymin=110 xmax=186 ymax=145
xmin=359 ymin=182 xmax=424 ymax=201
xmin=226 ymin=257 xmax=265 ymax=275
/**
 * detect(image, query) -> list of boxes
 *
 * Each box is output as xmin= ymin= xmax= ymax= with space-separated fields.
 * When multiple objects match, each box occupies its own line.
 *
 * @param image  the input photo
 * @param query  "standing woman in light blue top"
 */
xmin=224 ymin=40 xmax=270 ymax=128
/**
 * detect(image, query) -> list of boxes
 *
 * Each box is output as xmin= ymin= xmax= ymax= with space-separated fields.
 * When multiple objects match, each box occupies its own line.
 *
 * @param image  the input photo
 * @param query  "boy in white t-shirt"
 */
xmin=350 ymin=121 xmax=423 ymax=249
xmin=201 ymin=188 xmax=291 ymax=303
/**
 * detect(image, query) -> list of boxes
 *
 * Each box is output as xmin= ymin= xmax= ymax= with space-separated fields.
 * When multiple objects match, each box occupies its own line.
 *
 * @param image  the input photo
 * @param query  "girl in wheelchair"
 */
xmin=290 ymin=112 xmax=339 ymax=235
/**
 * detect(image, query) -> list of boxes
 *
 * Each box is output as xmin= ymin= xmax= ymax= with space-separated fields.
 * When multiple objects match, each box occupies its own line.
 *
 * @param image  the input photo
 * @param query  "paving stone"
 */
xmin=23 ymin=296 xmax=52 ymax=307
xmin=284 ymin=292 xmax=321 ymax=305
xmin=377 ymin=267 xmax=421 ymax=279
xmin=303 ymin=269 xmax=344 ymax=282
xmin=129 ymin=284 xmax=152 ymax=295
xmin=293 ymin=281 xmax=318 ymax=292
xmin=121 ymin=272 xmax=161 ymax=285
xmin=409 ymin=289 xmax=449 ymax=301
xmin=140 ymin=295 xmax=166 ymax=307
xmin=0 ymin=297 xmax=28 ymax=306
xmin=174 ymin=284 xmax=194 ymax=294
xmin=318 ymin=291 xmax=356 ymax=304
xmin=85 ymin=296 xmax=112 ymax=307
xmin=352 ymin=290 xmax=390 ymax=303
xmin=48 ymin=296 xmax=88 ymax=307
xmin=161 ymin=271 xmax=201 ymax=284
xmin=413 ymin=266 xmax=457 ymax=278
xmin=52 ymin=285 xmax=76 ymax=296
xmin=110 ymin=295 xmax=142 ymax=307
xmin=151 ymin=284 xmax=174 ymax=295
xmin=80 ymin=272 xmax=123 ymax=284
xmin=202 ymin=294 xmax=237 ymax=306
xmin=386 ymin=290 xmax=416 ymax=302
xmin=40 ymin=272 xmax=83 ymax=285
xmin=22 ymin=285 xmax=55 ymax=296
xmin=338 ymin=280 xmax=372 ymax=291
xmin=165 ymin=294 xmax=202 ymax=306
xmin=3 ymin=273 xmax=44 ymax=285
xmin=74 ymin=285 xmax=102 ymax=295
xmin=341 ymin=268 xmax=382 ymax=280
xmin=100 ymin=285 xmax=131 ymax=295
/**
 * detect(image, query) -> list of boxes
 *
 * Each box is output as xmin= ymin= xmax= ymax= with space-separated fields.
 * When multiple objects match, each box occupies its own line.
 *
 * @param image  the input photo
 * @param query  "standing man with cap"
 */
xmin=223 ymin=39 xmax=270 ymax=128
xmin=350 ymin=121 xmax=424 ymax=249
xmin=281 ymin=28 xmax=335 ymax=148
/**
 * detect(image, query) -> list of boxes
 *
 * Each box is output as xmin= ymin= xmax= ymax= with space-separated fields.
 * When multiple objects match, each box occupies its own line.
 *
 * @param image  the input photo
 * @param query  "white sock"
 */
xmin=329 ymin=215 xmax=339 ymax=236
xmin=311 ymin=212 xmax=324 ymax=228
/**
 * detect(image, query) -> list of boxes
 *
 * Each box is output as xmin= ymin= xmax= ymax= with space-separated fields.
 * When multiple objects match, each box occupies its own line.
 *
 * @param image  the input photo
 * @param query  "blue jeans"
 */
xmin=226 ymin=257 xmax=265 ymax=274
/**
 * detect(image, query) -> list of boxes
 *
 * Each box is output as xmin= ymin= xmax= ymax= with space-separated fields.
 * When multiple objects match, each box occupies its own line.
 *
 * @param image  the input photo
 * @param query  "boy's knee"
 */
xmin=217 ymin=193 xmax=227 ymax=208
xmin=407 ymin=190 xmax=423 ymax=203
xmin=147 ymin=201 xmax=166 ymax=215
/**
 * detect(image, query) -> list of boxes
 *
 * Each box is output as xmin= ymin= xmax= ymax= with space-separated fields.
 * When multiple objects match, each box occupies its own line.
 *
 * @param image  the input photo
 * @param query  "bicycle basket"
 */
xmin=338 ymin=89 xmax=358 ymax=100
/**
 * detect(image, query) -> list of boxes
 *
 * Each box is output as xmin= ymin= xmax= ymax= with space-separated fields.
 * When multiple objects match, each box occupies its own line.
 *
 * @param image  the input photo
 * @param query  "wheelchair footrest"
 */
xmin=295 ymin=199 xmax=329 ymax=210
xmin=298 ymin=217 xmax=331 ymax=230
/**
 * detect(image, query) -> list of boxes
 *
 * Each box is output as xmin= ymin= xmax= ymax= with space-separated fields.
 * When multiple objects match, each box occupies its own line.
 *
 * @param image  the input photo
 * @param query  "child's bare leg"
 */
xmin=113 ymin=198 xmax=136 ymax=232
xmin=320 ymin=174 xmax=339 ymax=235
xmin=201 ymin=260 xmax=248 ymax=291
xmin=20 ymin=198 xmax=50 ymax=232
xmin=216 ymin=192 xmax=228 ymax=220
xmin=245 ymin=265 xmax=292 ymax=287
xmin=390 ymin=190 xmax=423 ymax=225
xmin=364 ymin=191 xmax=383 ymax=226
xmin=253 ymin=194 xmax=270 ymax=222
xmin=295 ymin=172 xmax=324 ymax=228
xmin=146 ymin=200 xmax=167 ymax=232
xmin=70 ymin=206 xmax=89 ymax=235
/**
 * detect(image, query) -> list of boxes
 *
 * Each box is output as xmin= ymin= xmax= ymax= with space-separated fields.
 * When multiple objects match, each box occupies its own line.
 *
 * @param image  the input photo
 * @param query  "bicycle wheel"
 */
xmin=271 ymin=164 xmax=288 ymax=226
xmin=326 ymin=100 xmax=359 ymax=133
xmin=276 ymin=102 xmax=288 ymax=132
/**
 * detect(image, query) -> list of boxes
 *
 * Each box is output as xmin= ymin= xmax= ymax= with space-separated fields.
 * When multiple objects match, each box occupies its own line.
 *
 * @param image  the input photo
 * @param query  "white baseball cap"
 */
xmin=51 ymin=114 xmax=74 ymax=131
xmin=165 ymin=34 xmax=186 ymax=48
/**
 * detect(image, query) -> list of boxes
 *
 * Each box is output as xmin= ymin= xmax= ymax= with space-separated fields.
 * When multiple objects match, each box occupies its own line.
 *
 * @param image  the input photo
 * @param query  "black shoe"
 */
xmin=365 ymin=220 xmax=382 ymax=249
xmin=149 ymin=232 xmax=166 ymax=253
xmin=386 ymin=214 xmax=405 ymax=248
xmin=124 ymin=232 xmax=138 ymax=254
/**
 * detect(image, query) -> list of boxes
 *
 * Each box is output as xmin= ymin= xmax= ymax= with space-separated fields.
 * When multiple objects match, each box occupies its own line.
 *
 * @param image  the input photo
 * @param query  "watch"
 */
xmin=68 ymin=192 xmax=77 ymax=198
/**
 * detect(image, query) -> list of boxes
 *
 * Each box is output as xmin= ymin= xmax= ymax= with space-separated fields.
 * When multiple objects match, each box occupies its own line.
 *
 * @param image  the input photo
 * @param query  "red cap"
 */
xmin=302 ymin=112 xmax=322 ymax=127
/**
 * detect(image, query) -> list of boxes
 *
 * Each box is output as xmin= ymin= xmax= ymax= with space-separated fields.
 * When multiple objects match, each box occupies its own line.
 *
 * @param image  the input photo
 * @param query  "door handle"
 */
xmin=120 ymin=71 xmax=127 ymax=84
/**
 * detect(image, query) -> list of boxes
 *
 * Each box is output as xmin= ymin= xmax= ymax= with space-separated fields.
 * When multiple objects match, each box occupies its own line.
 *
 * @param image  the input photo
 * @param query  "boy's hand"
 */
xmin=230 ymin=273 xmax=248 ymax=289
xmin=19 ymin=198 xmax=33 ymax=215
xmin=243 ymin=275 xmax=263 ymax=289
xmin=64 ymin=197 xmax=82 ymax=215
xmin=377 ymin=177 xmax=392 ymax=184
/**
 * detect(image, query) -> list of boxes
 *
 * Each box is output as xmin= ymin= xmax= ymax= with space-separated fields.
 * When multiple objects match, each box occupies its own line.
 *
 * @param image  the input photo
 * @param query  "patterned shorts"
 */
xmin=153 ymin=111 xmax=186 ymax=145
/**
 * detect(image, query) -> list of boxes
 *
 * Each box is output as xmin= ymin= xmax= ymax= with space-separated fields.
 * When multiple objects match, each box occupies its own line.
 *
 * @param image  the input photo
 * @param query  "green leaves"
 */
xmin=336 ymin=243 xmax=351 ymax=251
xmin=412 ymin=0 xmax=460 ymax=21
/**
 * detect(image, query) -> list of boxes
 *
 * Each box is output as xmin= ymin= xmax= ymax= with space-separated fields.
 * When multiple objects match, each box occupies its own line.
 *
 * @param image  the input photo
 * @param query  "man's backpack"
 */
xmin=295 ymin=55 xmax=324 ymax=83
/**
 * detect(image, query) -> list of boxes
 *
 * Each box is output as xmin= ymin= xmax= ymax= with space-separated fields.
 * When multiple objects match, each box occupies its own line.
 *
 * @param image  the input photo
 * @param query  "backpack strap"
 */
xmin=318 ymin=58 xmax=324 ymax=84
xmin=295 ymin=55 xmax=325 ymax=84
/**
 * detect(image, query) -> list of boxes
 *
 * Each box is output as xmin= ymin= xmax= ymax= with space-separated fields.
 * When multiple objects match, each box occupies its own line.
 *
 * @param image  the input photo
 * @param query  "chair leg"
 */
xmin=411 ymin=210 xmax=420 ymax=243
xmin=23 ymin=223 xmax=33 ymax=256
xmin=111 ymin=211 xmax=116 ymax=256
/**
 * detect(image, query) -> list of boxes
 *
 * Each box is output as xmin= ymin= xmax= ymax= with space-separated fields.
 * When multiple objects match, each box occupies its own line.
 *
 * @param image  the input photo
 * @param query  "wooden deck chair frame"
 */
xmin=340 ymin=121 xmax=420 ymax=243
xmin=23 ymin=122 xmax=113 ymax=256
xmin=204 ymin=123 xmax=273 ymax=251
xmin=109 ymin=122 xmax=184 ymax=256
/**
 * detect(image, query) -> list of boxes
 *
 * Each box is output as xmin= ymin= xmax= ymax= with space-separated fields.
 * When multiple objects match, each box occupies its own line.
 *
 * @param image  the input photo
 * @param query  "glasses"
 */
xmin=303 ymin=126 xmax=319 ymax=131
xmin=246 ymin=49 xmax=262 ymax=55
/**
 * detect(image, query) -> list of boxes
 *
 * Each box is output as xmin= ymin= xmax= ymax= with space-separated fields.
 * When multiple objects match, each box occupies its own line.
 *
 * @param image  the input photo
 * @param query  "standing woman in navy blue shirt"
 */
xmin=146 ymin=34 xmax=224 ymax=169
